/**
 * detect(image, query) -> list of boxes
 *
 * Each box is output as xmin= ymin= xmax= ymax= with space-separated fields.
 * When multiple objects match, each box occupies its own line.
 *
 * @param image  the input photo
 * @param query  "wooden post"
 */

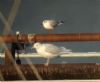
xmin=4 ymin=49 xmax=14 ymax=65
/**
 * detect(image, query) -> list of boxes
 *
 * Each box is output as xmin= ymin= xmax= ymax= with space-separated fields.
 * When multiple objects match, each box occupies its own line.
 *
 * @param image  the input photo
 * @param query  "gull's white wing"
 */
xmin=60 ymin=47 xmax=72 ymax=54
xmin=48 ymin=20 xmax=57 ymax=27
xmin=44 ymin=44 xmax=61 ymax=54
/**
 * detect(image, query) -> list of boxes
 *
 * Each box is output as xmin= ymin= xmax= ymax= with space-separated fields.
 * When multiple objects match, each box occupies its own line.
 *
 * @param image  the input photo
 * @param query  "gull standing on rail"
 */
xmin=42 ymin=19 xmax=64 ymax=33
xmin=33 ymin=42 xmax=72 ymax=66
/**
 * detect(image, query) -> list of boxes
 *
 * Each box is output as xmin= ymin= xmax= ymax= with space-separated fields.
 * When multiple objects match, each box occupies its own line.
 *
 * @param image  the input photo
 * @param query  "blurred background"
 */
xmin=1 ymin=0 xmax=100 ymax=64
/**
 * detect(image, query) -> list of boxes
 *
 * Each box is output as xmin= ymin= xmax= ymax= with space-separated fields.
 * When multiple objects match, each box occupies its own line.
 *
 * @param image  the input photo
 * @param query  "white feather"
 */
xmin=42 ymin=19 xmax=64 ymax=30
xmin=33 ymin=42 xmax=72 ymax=66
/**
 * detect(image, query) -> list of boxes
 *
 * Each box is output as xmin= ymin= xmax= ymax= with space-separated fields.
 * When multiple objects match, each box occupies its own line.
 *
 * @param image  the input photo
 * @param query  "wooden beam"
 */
xmin=1 ymin=64 xmax=100 ymax=80
xmin=1 ymin=33 xmax=100 ymax=43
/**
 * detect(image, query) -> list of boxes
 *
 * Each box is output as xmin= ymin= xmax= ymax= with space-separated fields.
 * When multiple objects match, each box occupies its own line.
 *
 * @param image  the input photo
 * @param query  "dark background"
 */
xmin=1 ymin=0 xmax=100 ymax=52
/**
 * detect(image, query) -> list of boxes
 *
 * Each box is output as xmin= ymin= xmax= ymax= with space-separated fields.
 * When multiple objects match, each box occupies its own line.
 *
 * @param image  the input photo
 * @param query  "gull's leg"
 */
xmin=48 ymin=29 xmax=53 ymax=34
xmin=44 ymin=58 xmax=50 ymax=66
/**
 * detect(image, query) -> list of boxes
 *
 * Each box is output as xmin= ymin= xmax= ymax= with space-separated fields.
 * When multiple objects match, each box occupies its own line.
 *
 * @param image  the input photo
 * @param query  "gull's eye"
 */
xmin=35 ymin=44 xmax=38 ymax=47
xmin=36 ymin=44 xmax=39 ymax=47
xmin=34 ymin=43 xmax=41 ymax=48
xmin=44 ymin=20 xmax=47 ymax=23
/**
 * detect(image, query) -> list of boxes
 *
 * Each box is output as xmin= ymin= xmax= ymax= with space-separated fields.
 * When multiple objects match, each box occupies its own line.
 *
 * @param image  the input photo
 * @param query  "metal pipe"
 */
xmin=1 ymin=53 xmax=100 ymax=58
xmin=1 ymin=33 xmax=100 ymax=43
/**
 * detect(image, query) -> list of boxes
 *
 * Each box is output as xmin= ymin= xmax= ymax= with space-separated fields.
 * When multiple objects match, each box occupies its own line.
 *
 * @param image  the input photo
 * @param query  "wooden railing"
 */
xmin=1 ymin=33 xmax=100 ymax=43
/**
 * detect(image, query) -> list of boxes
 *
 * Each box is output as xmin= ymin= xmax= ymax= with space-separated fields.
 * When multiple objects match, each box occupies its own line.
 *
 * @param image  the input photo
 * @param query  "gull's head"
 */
xmin=42 ymin=20 xmax=48 ymax=25
xmin=33 ymin=42 xmax=42 ymax=49
xmin=16 ymin=31 xmax=20 ymax=35
xmin=42 ymin=19 xmax=55 ymax=30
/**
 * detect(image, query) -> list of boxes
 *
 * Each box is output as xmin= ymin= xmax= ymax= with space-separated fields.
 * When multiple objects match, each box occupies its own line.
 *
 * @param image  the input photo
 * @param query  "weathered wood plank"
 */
xmin=0 ymin=64 xmax=100 ymax=80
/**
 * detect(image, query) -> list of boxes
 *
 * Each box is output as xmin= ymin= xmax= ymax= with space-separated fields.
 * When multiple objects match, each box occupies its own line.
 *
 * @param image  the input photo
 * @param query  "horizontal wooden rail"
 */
xmin=1 ymin=33 xmax=100 ymax=43
xmin=1 ymin=52 xmax=100 ymax=58
xmin=1 ymin=64 xmax=100 ymax=80
xmin=2 ymin=80 xmax=100 ymax=82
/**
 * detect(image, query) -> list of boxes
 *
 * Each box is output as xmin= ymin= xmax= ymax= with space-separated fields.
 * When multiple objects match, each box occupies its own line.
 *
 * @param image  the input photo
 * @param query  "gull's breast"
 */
xmin=43 ymin=22 xmax=54 ymax=30
xmin=37 ymin=46 xmax=57 ymax=58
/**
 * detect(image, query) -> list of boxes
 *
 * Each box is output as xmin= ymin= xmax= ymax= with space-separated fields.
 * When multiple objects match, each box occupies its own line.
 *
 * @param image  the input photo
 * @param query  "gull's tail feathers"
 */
xmin=58 ymin=21 xmax=64 ymax=26
xmin=60 ymin=47 xmax=72 ymax=54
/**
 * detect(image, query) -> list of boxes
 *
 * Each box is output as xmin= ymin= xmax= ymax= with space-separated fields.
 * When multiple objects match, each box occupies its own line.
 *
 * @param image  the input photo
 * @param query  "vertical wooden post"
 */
xmin=5 ymin=49 xmax=14 ymax=65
